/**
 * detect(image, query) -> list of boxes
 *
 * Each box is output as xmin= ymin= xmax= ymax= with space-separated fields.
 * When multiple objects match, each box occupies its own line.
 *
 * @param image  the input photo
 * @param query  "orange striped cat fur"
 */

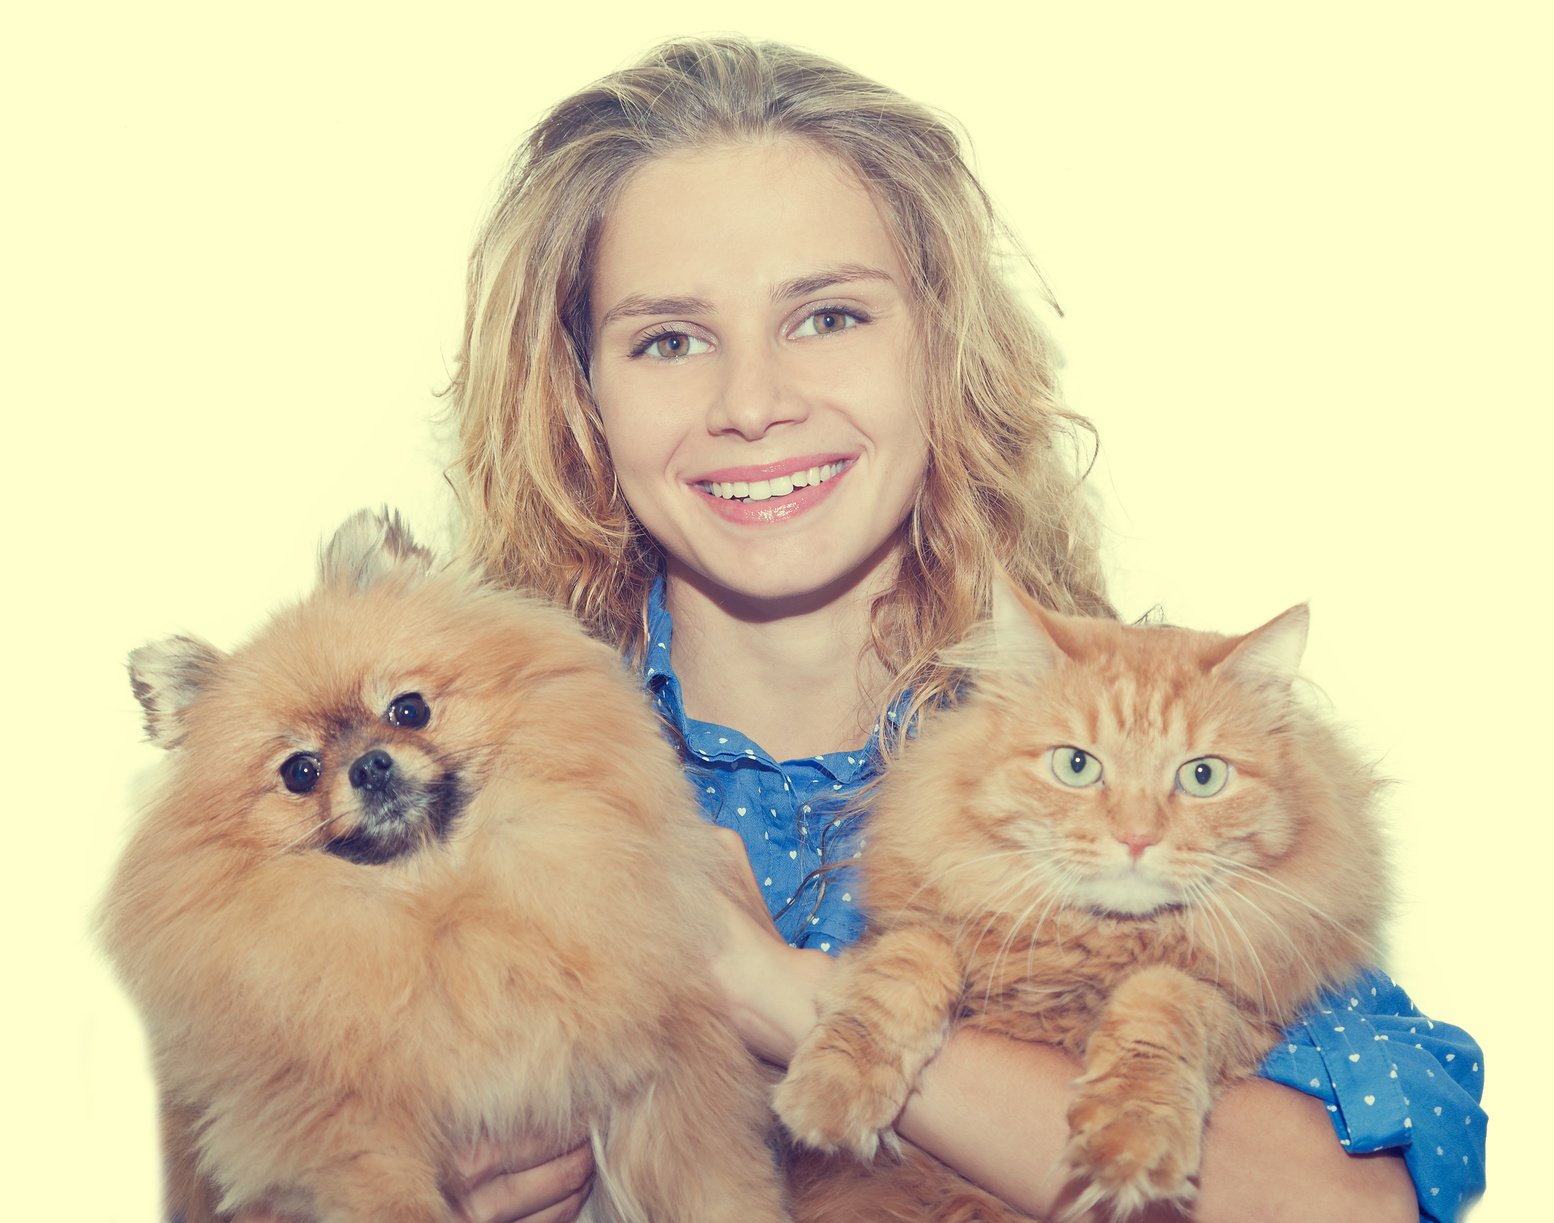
xmin=777 ymin=580 xmax=1386 ymax=1220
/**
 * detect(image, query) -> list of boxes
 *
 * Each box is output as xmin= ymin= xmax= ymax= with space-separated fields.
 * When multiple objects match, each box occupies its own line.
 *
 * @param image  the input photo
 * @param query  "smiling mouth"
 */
xmin=698 ymin=460 xmax=849 ymax=503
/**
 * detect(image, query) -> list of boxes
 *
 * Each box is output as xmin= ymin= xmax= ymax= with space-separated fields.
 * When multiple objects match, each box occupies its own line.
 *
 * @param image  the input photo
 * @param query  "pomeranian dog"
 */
xmin=100 ymin=510 xmax=789 ymax=1223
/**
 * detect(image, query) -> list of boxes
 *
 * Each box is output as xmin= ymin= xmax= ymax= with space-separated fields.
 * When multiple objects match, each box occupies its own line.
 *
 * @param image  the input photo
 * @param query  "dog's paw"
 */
xmin=1060 ymin=1075 xmax=1201 ymax=1218
xmin=773 ymin=1033 xmax=908 ymax=1161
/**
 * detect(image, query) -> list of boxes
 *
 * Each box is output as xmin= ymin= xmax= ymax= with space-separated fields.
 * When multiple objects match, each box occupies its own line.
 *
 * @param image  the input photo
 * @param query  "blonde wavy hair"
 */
xmin=447 ymin=35 xmax=1113 ymax=740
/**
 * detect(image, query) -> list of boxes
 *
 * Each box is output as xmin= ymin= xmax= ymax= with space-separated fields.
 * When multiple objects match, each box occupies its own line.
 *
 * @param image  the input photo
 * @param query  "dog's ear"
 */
xmin=319 ymin=507 xmax=436 ymax=589
xmin=128 ymin=635 xmax=224 ymax=748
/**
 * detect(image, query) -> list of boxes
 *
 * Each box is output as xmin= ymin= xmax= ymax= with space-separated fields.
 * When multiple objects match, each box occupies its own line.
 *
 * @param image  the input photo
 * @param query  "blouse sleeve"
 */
xmin=1257 ymin=967 xmax=1486 ymax=1222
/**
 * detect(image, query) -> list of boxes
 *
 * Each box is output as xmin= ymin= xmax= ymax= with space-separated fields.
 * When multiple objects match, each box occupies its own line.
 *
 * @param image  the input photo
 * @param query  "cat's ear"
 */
xmin=319 ymin=507 xmax=436 ymax=589
xmin=945 ymin=574 xmax=1066 ymax=679
xmin=1217 ymin=604 xmax=1310 ymax=688
xmin=128 ymin=634 xmax=224 ymax=748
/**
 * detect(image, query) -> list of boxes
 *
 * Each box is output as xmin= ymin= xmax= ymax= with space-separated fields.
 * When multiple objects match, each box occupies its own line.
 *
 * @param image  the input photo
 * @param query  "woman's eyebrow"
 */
xmin=599 ymin=265 xmax=897 ymax=330
xmin=772 ymin=263 xmax=894 ymax=301
xmin=598 ymin=295 xmax=710 ymax=329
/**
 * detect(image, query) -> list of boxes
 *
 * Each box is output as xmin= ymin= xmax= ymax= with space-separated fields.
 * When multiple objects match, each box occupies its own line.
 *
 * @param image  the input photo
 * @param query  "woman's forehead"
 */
xmin=590 ymin=140 xmax=905 ymax=315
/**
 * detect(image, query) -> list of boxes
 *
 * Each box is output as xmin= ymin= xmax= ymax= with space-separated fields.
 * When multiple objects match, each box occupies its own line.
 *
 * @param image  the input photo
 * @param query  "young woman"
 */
xmin=431 ymin=36 xmax=1483 ymax=1223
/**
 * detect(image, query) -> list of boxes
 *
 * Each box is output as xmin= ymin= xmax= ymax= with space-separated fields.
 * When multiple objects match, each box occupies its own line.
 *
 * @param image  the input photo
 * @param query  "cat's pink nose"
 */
xmin=1117 ymin=832 xmax=1158 ymax=860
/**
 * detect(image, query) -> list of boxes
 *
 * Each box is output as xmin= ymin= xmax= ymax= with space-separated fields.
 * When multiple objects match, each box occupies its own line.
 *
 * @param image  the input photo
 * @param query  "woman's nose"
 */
xmin=705 ymin=343 xmax=808 ymax=440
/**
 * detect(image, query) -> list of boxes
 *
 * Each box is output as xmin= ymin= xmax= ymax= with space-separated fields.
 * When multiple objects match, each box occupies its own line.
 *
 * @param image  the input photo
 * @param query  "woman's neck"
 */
xmin=664 ymin=569 xmax=889 ymax=762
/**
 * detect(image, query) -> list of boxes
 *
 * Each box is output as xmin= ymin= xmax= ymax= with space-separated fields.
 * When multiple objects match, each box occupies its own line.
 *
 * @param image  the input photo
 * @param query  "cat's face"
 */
xmin=958 ymin=584 xmax=1312 ymax=918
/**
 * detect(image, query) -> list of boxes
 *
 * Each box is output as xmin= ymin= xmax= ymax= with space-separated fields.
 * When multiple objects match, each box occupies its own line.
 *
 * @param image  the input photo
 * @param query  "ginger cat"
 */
xmin=777 ymin=582 xmax=1386 ymax=1220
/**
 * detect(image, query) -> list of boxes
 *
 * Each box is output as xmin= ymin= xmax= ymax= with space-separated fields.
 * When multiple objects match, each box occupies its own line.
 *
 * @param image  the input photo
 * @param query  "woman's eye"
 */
xmin=386 ymin=692 xmax=431 ymax=729
xmin=1176 ymin=756 xmax=1230 ymax=798
xmin=1050 ymin=747 xmax=1103 ymax=788
xmin=791 ymin=309 xmax=860 ymax=339
xmin=279 ymin=753 xmax=322 ymax=794
xmin=636 ymin=331 xmax=711 ymax=360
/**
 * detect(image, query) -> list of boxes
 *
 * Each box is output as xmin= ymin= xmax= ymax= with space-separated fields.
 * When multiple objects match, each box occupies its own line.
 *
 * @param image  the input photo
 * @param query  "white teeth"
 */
xmin=703 ymin=461 xmax=845 ymax=502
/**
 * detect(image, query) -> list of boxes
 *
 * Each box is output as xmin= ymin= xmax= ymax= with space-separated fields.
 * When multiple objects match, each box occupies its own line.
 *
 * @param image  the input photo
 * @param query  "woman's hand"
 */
xmin=705 ymin=827 xmax=833 ymax=1066
xmin=449 ymin=1131 xmax=594 ymax=1223
xmin=229 ymin=1133 xmax=592 ymax=1223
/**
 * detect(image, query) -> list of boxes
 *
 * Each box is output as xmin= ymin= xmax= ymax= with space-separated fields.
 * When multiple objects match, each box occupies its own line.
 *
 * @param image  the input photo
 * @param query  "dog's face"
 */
xmin=129 ymin=511 xmax=530 ymax=868
xmin=237 ymin=668 xmax=469 ymax=868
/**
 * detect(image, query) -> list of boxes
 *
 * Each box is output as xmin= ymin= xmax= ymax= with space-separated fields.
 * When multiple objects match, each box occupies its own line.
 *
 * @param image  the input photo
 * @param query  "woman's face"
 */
xmin=588 ymin=139 xmax=928 ymax=613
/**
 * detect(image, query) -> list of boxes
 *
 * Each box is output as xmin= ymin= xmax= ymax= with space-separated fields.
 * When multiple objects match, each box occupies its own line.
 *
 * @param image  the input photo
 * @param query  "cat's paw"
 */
xmin=1061 ymin=1077 xmax=1202 ymax=1218
xmin=773 ymin=1035 xmax=908 ymax=1161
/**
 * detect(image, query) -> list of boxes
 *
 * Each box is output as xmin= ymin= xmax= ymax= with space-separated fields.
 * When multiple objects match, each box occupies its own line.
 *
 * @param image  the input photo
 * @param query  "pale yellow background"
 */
xmin=4 ymin=2 xmax=1545 ymax=1218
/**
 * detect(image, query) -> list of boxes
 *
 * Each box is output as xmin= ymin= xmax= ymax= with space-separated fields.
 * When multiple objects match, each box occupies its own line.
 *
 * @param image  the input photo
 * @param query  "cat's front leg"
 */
xmin=1062 ymin=964 xmax=1246 ymax=1219
xmin=774 ymin=924 xmax=963 ymax=1161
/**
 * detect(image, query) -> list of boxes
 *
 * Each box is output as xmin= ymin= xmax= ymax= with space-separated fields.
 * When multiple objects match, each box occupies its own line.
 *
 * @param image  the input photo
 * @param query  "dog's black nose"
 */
xmin=349 ymin=749 xmax=395 ymax=792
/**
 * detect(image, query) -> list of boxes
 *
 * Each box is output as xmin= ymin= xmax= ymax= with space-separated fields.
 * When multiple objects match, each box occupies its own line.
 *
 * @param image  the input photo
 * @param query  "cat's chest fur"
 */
xmin=953 ymin=903 xmax=1238 ymax=1056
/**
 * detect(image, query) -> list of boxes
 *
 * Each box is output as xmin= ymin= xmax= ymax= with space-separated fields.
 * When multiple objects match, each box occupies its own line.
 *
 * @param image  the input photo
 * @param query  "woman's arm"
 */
xmin=901 ymin=1026 xmax=1416 ymax=1223
xmin=1260 ymin=973 xmax=1486 ymax=1222
xmin=708 ymin=831 xmax=1420 ymax=1223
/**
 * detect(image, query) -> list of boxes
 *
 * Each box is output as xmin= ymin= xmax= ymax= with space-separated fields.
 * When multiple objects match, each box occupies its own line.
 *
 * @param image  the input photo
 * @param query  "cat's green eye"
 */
xmin=1177 ymin=756 xmax=1230 ymax=798
xmin=1050 ymin=747 xmax=1103 ymax=787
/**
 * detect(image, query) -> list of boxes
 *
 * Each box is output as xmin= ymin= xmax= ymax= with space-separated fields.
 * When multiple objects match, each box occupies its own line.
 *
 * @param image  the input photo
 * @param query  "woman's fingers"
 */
xmin=230 ymin=1134 xmax=592 ymax=1223
xmin=453 ymin=1137 xmax=593 ymax=1223
xmin=504 ymin=1179 xmax=592 ymax=1223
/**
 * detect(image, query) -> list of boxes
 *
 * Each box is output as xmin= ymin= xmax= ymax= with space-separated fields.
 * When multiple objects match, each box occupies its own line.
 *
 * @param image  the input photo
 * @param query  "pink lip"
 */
xmin=692 ymin=456 xmax=854 ymax=527
xmin=689 ymin=453 xmax=854 ymax=484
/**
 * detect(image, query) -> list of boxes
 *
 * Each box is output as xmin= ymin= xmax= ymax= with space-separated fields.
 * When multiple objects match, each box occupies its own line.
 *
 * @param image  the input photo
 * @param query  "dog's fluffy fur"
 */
xmin=100 ymin=511 xmax=788 ymax=1223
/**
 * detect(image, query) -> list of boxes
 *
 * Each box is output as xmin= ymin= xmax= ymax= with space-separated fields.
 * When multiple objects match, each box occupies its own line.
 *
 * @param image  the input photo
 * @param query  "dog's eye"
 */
xmin=279 ymin=753 xmax=322 ymax=794
xmin=386 ymin=692 xmax=430 ymax=729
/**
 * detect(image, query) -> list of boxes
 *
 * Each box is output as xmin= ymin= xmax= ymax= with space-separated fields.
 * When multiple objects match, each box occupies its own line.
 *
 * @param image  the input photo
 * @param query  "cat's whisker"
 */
xmin=1031 ymin=863 xmax=1079 ymax=950
xmin=969 ymin=862 xmax=1062 ymax=1012
xmin=961 ymin=868 xmax=1047 ymax=995
xmin=1200 ymin=892 xmax=1240 ymax=990
xmin=983 ymin=889 xmax=1044 ymax=1014
xmin=991 ymin=862 xmax=1070 ymax=1001
xmin=937 ymin=846 xmax=1057 ymax=891
xmin=1182 ymin=881 xmax=1229 ymax=986
xmin=881 ymin=847 xmax=1053 ymax=937
xmin=958 ymin=858 xmax=1069 ymax=1015
xmin=1218 ymin=888 xmax=1330 ymax=1025
xmin=956 ymin=892 xmax=1018 ymax=964
xmin=947 ymin=852 xmax=1050 ymax=945
xmin=1206 ymin=858 xmax=1379 ymax=996
xmin=1222 ymin=896 xmax=1285 ymax=1021
xmin=1203 ymin=855 xmax=1374 ymax=950
xmin=1191 ymin=881 xmax=1290 ymax=1022
xmin=1216 ymin=886 xmax=1335 ymax=1005
xmin=266 ymin=810 xmax=346 ymax=862
xmin=1022 ymin=865 xmax=1082 ymax=985
xmin=1191 ymin=885 xmax=1277 ymax=1021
